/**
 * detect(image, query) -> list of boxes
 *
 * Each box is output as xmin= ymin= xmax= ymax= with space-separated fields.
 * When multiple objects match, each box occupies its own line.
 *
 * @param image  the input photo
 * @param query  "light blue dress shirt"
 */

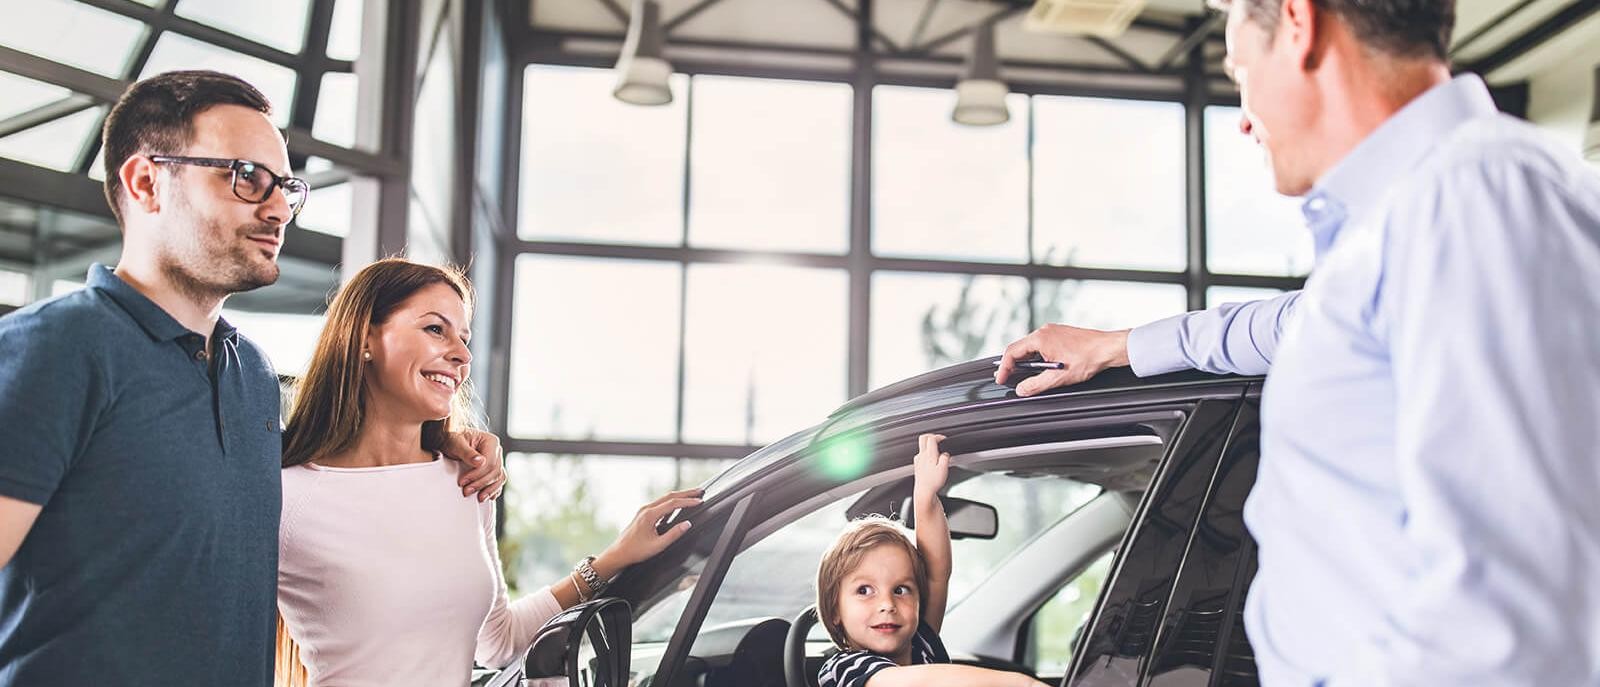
xmin=1127 ymin=75 xmax=1600 ymax=685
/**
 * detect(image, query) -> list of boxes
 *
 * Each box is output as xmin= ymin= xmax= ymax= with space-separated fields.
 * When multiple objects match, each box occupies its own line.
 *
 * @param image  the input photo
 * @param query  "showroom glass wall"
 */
xmin=0 ymin=1 xmax=1313 ymax=597
xmin=496 ymin=50 xmax=1311 ymax=589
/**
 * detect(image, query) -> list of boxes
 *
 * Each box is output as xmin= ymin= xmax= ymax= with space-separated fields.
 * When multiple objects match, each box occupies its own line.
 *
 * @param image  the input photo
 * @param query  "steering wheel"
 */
xmin=784 ymin=605 xmax=820 ymax=687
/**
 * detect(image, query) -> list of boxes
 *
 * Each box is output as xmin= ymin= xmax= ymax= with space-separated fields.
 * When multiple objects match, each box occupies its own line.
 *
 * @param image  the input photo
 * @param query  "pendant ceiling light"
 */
xmin=613 ymin=0 xmax=672 ymax=106
xmin=953 ymin=19 xmax=1010 ymax=126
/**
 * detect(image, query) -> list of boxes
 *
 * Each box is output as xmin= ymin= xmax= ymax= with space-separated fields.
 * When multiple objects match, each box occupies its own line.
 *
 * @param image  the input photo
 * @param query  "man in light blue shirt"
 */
xmin=998 ymin=0 xmax=1600 ymax=684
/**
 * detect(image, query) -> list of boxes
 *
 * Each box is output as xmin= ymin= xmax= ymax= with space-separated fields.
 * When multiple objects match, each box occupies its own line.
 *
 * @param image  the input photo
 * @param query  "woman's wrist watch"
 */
xmin=574 ymin=555 xmax=607 ymax=598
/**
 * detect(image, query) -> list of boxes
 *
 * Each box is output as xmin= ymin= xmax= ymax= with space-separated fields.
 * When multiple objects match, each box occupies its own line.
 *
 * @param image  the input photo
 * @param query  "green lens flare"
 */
xmin=817 ymin=436 xmax=872 ymax=481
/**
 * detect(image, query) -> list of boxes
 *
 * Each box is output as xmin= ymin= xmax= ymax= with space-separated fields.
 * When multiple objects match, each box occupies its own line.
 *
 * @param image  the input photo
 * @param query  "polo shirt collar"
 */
xmin=87 ymin=263 xmax=239 ymax=345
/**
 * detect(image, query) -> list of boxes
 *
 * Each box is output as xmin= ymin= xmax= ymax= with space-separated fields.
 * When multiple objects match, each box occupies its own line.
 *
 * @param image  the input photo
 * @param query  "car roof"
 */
xmin=701 ymin=357 xmax=1255 ymax=498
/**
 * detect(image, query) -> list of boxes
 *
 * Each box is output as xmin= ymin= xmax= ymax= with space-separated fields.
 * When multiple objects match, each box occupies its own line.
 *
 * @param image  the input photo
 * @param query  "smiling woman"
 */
xmin=273 ymin=258 xmax=702 ymax=687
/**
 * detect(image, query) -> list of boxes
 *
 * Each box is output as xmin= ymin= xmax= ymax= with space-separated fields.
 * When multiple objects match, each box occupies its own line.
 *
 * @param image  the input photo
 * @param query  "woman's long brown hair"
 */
xmin=275 ymin=257 xmax=478 ymax=687
xmin=280 ymin=257 xmax=476 ymax=468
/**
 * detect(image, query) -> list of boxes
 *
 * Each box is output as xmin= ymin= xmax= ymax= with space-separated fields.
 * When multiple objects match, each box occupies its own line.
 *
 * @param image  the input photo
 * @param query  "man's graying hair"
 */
xmin=1208 ymin=0 xmax=1455 ymax=61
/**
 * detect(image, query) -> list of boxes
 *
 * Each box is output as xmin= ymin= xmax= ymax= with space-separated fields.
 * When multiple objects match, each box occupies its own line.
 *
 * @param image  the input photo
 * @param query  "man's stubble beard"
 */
xmin=158 ymin=185 xmax=282 ymax=303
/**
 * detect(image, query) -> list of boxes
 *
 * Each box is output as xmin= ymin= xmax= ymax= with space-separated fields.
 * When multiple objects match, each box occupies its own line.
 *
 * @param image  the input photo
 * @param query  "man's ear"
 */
xmin=1279 ymin=0 xmax=1323 ymax=71
xmin=118 ymin=155 xmax=163 ymax=216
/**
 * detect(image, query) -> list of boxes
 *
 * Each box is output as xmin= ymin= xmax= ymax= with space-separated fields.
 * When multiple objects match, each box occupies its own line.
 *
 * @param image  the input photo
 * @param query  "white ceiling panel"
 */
xmin=669 ymin=0 xmax=859 ymax=50
xmin=531 ymin=0 xmax=627 ymax=33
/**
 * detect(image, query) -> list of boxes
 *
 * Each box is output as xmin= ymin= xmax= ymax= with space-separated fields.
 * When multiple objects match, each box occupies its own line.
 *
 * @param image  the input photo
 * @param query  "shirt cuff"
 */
xmin=1126 ymin=314 xmax=1192 ymax=377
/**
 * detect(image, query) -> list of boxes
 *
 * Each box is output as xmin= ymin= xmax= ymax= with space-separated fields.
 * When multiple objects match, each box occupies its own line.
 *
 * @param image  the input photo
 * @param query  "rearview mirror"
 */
xmin=902 ymin=495 xmax=998 ymax=540
xmin=519 ymin=597 xmax=632 ymax=687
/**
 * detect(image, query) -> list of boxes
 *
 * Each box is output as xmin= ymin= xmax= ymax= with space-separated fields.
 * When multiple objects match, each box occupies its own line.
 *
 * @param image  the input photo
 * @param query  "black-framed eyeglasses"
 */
xmin=148 ymin=155 xmax=310 ymax=218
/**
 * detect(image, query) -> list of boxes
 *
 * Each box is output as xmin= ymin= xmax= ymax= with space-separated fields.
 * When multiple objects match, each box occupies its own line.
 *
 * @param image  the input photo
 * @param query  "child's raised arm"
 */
xmin=912 ymin=433 xmax=952 ymax=633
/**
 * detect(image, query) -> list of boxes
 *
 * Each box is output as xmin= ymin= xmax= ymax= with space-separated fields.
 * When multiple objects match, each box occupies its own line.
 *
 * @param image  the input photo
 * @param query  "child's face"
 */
xmin=836 ymin=544 xmax=920 ymax=660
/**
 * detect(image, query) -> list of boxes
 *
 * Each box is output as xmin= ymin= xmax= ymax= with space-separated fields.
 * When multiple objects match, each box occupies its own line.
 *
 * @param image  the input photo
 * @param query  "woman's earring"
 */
xmin=362 ymin=350 xmax=372 ymax=361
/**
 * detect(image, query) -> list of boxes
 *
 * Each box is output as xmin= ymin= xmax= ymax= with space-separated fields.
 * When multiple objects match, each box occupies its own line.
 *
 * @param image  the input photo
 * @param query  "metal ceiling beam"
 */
xmin=529 ymin=28 xmax=1191 ymax=78
xmin=522 ymin=37 xmax=1195 ymax=101
xmin=1156 ymin=10 xmax=1225 ymax=71
xmin=987 ymin=0 xmax=1193 ymax=35
xmin=73 ymin=0 xmax=353 ymax=74
xmin=1132 ymin=15 xmax=1190 ymax=35
xmin=0 ymin=95 xmax=98 ymax=138
xmin=0 ymin=158 xmax=114 ymax=219
xmin=902 ymin=5 xmax=1023 ymax=56
xmin=592 ymin=0 xmax=630 ymax=27
xmin=1462 ymin=0 xmax=1600 ymax=76
xmin=290 ymin=0 xmax=341 ymax=134
xmin=663 ymin=0 xmax=729 ymax=34
xmin=75 ymin=0 xmax=177 ymax=177
xmin=1449 ymin=0 xmax=1540 ymax=58
xmin=815 ymin=0 xmax=902 ymax=53
xmin=0 ymin=156 xmax=341 ymax=266
xmin=282 ymin=129 xmax=407 ymax=178
xmin=907 ymin=0 xmax=943 ymax=50
xmin=1086 ymin=35 xmax=1150 ymax=72
xmin=0 ymin=47 xmax=407 ymax=179
xmin=0 ymin=45 xmax=126 ymax=101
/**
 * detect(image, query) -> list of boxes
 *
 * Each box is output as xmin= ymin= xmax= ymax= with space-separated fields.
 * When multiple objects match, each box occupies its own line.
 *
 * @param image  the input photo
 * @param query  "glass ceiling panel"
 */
xmin=0 ymin=0 xmax=147 ymax=77
xmin=327 ymin=0 xmax=363 ymax=61
xmin=292 ymin=180 xmax=352 ymax=237
xmin=88 ymin=146 xmax=106 ymax=182
xmin=0 ymin=105 xmax=105 ymax=172
xmin=175 ymin=0 xmax=314 ymax=54
xmin=0 ymin=72 xmax=72 ymax=121
xmin=0 ymin=270 xmax=28 ymax=307
xmin=142 ymin=33 xmax=298 ymax=128
xmin=312 ymin=71 xmax=357 ymax=148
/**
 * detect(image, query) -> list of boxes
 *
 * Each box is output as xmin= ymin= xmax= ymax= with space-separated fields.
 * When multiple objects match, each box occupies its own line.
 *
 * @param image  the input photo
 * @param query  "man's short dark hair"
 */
xmin=101 ymin=70 xmax=272 ymax=224
xmin=1211 ymin=0 xmax=1455 ymax=61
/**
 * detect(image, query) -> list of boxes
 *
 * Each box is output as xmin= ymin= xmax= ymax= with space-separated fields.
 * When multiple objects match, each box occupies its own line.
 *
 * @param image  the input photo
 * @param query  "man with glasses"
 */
xmin=0 ymin=71 xmax=503 ymax=686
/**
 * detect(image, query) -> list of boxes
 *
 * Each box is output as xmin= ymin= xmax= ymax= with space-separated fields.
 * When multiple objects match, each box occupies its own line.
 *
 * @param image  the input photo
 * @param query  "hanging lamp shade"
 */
xmin=613 ymin=0 xmax=673 ymax=106
xmin=953 ymin=20 xmax=1010 ymax=126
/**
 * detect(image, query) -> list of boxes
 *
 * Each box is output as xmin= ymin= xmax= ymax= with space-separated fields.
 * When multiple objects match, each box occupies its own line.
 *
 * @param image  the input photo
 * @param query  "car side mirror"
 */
xmin=902 ymin=495 xmax=998 ymax=540
xmin=519 ymin=597 xmax=632 ymax=687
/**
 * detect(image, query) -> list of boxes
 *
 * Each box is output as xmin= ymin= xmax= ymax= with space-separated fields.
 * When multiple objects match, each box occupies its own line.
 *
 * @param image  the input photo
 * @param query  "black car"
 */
xmin=497 ymin=358 xmax=1264 ymax=687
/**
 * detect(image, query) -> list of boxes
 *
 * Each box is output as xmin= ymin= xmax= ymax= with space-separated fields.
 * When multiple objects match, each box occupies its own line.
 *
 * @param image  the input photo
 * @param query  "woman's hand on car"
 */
xmin=598 ymin=488 xmax=704 ymax=571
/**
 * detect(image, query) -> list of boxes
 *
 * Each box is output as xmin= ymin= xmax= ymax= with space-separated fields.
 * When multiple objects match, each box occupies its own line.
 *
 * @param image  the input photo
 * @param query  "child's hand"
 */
xmin=913 ymin=433 xmax=950 ymax=500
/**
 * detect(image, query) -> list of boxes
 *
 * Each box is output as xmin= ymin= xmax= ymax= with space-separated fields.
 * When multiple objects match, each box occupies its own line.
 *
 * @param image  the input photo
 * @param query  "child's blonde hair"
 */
xmin=814 ymin=515 xmax=930 ymax=650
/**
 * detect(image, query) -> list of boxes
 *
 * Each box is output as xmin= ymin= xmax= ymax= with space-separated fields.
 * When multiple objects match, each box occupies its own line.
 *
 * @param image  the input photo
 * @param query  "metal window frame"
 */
xmin=491 ymin=0 xmax=1306 ymax=467
xmin=0 ymin=0 xmax=364 ymax=175
xmin=0 ymin=0 xmax=420 ymax=302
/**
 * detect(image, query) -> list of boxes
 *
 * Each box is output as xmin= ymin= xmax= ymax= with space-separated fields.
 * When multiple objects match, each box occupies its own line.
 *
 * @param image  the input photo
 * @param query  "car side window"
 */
xmin=1025 ymin=549 xmax=1115 ymax=676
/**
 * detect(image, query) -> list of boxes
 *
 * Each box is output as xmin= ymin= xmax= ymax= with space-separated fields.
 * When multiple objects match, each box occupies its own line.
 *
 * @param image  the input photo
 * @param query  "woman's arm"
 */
xmin=563 ymin=487 xmax=703 ymax=604
xmin=474 ymin=500 xmax=563 ymax=670
xmin=867 ymin=664 xmax=1049 ymax=687
xmin=476 ymin=487 xmax=704 ymax=667
xmin=913 ymin=434 xmax=952 ymax=633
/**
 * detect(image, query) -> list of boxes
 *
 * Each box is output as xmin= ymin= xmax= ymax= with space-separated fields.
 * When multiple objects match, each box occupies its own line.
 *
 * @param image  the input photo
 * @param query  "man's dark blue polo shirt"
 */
xmin=0 ymin=264 xmax=280 ymax=686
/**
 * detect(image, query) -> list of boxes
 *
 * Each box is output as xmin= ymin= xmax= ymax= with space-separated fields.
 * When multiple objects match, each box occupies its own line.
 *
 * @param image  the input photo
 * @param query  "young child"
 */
xmin=814 ymin=434 xmax=1051 ymax=687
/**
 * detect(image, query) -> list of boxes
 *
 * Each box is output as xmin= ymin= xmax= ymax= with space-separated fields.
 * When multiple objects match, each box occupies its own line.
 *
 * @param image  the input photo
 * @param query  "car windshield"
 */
xmin=633 ymin=469 xmax=1103 ymax=647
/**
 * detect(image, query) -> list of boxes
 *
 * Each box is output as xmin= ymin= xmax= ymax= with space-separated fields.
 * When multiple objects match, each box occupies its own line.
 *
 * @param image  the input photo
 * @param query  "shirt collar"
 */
xmin=1303 ymin=74 xmax=1500 ymax=259
xmin=87 ymin=263 xmax=239 ymax=345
